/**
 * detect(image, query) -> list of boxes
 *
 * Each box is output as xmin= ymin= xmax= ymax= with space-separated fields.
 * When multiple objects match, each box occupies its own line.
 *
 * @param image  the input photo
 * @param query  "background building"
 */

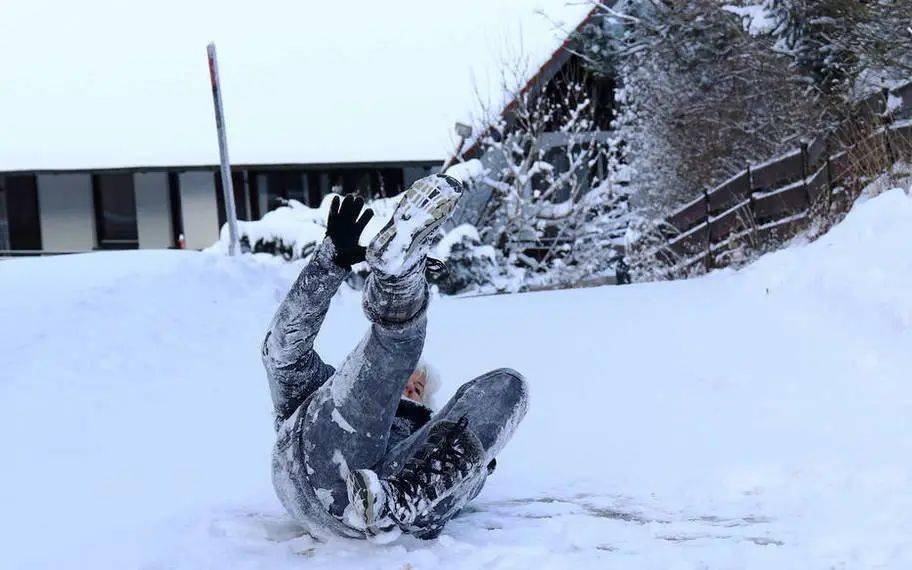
xmin=0 ymin=1 xmax=593 ymax=255
xmin=0 ymin=162 xmax=440 ymax=253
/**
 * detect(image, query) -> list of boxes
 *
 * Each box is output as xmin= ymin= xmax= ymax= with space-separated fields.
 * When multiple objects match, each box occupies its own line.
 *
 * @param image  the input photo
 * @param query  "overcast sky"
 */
xmin=0 ymin=0 xmax=591 ymax=170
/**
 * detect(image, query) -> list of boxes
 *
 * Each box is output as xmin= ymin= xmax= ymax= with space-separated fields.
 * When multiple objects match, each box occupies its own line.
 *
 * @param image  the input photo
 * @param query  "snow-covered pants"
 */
xmin=263 ymin=239 xmax=528 ymax=539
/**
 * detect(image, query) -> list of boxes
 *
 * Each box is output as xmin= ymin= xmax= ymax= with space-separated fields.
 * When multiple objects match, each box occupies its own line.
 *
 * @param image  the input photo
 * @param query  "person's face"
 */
xmin=403 ymin=369 xmax=428 ymax=402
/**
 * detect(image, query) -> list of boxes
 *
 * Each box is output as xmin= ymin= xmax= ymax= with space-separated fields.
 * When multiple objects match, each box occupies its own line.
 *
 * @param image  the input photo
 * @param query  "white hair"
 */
xmin=415 ymin=359 xmax=441 ymax=410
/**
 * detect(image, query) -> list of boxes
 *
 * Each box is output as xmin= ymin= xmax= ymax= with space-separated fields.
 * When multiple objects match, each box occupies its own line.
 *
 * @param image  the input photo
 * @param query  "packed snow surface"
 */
xmin=1 ymin=188 xmax=911 ymax=568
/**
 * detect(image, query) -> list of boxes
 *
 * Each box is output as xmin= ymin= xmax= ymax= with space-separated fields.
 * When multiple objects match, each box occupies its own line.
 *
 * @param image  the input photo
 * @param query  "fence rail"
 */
xmin=658 ymin=82 xmax=912 ymax=276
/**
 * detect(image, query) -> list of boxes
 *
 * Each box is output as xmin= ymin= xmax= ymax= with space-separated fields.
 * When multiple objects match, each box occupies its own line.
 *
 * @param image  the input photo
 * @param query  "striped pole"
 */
xmin=207 ymin=42 xmax=240 ymax=256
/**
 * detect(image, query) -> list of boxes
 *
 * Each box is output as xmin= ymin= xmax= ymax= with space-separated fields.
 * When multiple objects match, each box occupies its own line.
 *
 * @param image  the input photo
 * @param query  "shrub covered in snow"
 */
xmin=444 ymin=59 xmax=631 ymax=292
xmin=577 ymin=1 xmax=818 ymax=217
xmin=208 ymin=193 xmax=512 ymax=295
xmin=429 ymin=224 xmax=502 ymax=295
xmin=209 ymin=194 xmax=400 ymax=262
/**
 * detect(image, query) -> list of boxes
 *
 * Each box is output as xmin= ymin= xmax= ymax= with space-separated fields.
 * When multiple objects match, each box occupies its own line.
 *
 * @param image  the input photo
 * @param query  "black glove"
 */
xmin=326 ymin=194 xmax=374 ymax=269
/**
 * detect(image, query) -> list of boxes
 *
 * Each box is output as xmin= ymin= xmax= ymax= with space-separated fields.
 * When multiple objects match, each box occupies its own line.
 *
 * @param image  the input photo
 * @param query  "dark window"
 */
xmin=93 ymin=173 xmax=138 ymax=249
xmin=377 ymin=168 xmax=405 ymax=198
xmin=327 ymin=170 xmax=344 ymax=194
xmin=248 ymin=167 xmax=408 ymax=213
xmin=3 ymin=175 xmax=42 ymax=250
xmin=214 ymin=170 xmax=248 ymax=227
xmin=307 ymin=172 xmax=322 ymax=206
xmin=265 ymin=171 xmax=305 ymax=207
xmin=248 ymin=174 xmax=261 ymax=220
xmin=168 ymin=172 xmax=184 ymax=246
xmin=0 ymin=183 xmax=8 ymax=250
xmin=324 ymin=168 xmax=404 ymax=199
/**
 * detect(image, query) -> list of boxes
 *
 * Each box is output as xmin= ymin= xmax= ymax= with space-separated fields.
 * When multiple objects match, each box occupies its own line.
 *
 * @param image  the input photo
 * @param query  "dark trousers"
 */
xmin=264 ymin=239 xmax=528 ymax=538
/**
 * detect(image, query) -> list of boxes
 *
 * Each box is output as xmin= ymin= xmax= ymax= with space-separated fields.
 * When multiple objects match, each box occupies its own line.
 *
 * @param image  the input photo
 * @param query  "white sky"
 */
xmin=0 ymin=0 xmax=592 ymax=171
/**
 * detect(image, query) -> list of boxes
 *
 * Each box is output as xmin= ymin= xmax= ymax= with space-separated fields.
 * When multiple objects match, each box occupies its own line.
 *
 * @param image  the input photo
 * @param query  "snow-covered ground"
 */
xmin=1 ymin=188 xmax=911 ymax=569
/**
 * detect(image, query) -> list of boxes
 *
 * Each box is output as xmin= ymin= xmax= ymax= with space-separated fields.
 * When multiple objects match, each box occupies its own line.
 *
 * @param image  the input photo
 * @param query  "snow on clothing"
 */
xmin=263 ymin=239 xmax=529 ymax=539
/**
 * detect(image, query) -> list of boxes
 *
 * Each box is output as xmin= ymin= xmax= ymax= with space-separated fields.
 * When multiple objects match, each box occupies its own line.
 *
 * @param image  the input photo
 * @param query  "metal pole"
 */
xmin=207 ymin=42 xmax=240 ymax=256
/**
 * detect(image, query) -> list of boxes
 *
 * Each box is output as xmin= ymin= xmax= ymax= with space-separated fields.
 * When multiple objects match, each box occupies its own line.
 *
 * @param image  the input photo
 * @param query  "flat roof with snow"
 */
xmin=0 ymin=0 xmax=591 ymax=172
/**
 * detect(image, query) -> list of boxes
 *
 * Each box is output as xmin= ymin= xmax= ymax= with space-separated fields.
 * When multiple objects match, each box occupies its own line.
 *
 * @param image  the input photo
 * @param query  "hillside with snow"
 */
xmin=1 ymin=187 xmax=910 ymax=569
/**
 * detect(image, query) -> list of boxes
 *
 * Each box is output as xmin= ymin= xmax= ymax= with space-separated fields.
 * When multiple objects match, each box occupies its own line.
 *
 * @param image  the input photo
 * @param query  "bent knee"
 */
xmin=481 ymin=367 xmax=528 ymax=399
xmin=488 ymin=367 xmax=525 ymax=382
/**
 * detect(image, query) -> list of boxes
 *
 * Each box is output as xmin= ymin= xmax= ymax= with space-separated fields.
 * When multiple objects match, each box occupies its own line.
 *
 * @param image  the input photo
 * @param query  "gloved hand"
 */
xmin=326 ymin=194 xmax=374 ymax=269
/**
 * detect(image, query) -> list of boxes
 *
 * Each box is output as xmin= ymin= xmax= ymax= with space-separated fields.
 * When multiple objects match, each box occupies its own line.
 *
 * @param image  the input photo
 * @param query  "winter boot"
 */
xmin=345 ymin=417 xmax=484 ymax=536
xmin=366 ymin=173 xmax=463 ymax=277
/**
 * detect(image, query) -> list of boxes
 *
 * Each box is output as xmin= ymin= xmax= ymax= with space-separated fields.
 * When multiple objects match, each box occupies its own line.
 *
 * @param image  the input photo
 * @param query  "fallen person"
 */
xmin=262 ymin=174 xmax=529 ymax=540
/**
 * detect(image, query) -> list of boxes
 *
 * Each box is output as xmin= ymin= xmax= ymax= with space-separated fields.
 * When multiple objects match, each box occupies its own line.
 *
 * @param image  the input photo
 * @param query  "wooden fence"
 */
xmin=657 ymin=81 xmax=912 ymax=276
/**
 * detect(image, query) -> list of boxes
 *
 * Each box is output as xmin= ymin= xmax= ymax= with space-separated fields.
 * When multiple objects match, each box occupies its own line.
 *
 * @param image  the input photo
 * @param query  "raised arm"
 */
xmin=262 ymin=194 xmax=374 ymax=420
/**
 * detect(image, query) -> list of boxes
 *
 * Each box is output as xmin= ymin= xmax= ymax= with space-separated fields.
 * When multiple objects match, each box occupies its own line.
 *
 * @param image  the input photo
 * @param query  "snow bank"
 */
xmin=208 ymin=193 xmax=401 ymax=261
xmin=1 ymin=187 xmax=911 ymax=568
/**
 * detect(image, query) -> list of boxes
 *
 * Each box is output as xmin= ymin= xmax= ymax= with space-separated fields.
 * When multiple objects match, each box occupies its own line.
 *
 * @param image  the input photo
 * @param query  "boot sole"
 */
xmin=367 ymin=176 xmax=461 ymax=274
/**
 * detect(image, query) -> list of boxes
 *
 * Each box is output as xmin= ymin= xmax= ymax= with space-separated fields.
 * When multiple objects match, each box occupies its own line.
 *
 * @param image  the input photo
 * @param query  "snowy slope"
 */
xmin=1 ymin=188 xmax=911 ymax=569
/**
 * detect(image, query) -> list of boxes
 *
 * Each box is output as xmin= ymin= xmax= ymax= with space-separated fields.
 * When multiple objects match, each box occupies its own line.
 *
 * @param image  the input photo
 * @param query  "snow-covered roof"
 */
xmin=0 ymin=0 xmax=592 ymax=172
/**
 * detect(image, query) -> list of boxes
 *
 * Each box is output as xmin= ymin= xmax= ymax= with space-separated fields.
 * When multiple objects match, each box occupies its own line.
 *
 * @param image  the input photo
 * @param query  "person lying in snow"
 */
xmin=262 ymin=174 xmax=529 ymax=540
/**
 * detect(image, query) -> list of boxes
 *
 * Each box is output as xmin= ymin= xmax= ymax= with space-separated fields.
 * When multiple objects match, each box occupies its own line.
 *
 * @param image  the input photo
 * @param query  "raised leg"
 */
xmin=381 ymin=368 xmax=529 ymax=475
xmin=377 ymin=368 xmax=530 ymax=537
xmin=297 ymin=267 xmax=430 ymax=519
xmin=262 ymin=239 xmax=345 ymax=422
xmin=291 ymin=174 xmax=464 ymax=532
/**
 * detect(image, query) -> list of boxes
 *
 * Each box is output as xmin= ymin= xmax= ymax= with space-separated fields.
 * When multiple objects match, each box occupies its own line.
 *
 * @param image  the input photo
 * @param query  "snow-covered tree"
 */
xmin=768 ymin=0 xmax=912 ymax=100
xmin=576 ymin=0 xmax=817 ymax=216
xmin=462 ymin=59 xmax=630 ymax=286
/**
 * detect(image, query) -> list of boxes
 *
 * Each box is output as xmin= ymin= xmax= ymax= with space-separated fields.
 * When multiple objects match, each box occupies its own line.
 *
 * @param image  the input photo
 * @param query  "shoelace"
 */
xmin=397 ymin=417 xmax=470 ymax=490
xmin=425 ymin=257 xmax=449 ymax=278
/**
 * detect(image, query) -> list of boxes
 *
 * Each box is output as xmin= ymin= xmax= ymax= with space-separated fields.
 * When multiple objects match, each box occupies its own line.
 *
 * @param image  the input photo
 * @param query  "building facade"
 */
xmin=0 ymin=161 xmax=440 ymax=255
xmin=0 ymin=4 xmax=601 ymax=258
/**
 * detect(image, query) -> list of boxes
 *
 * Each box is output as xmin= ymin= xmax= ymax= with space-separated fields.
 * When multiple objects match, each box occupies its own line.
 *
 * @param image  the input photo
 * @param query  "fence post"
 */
xmin=882 ymin=86 xmax=896 ymax=166
xmin=703 ymin=189 xmax=712 ymax=272
xmin=824 ymin=141 xmax=834 ymax=213
xmin=800 ymin=141 xmax=812 ymax=208
xmin=744 ymin=164 xmax=754 ymax=234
